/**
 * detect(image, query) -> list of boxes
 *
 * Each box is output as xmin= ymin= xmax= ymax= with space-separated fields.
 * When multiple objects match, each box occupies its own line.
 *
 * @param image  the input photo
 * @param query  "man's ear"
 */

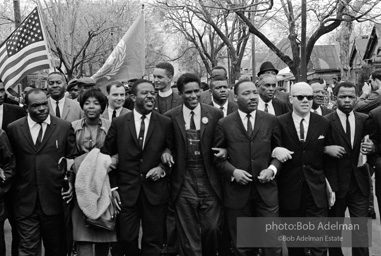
xmin=130 ymin=94 xmax=136 ymax=102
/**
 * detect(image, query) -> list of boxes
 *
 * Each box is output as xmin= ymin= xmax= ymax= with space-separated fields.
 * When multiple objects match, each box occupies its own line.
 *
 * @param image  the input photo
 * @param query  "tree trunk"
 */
xmin=339 ymin=20 xmax=353 ymax=81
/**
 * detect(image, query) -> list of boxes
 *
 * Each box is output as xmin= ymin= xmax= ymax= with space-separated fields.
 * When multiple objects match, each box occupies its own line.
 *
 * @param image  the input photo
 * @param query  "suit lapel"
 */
xmin=233 ymin=112 xmax=251 ymax=140
xmin=304 ymin=114 xmax=319 ymax=147
xmin=331 ymin=112 xmax=351 ymax=149
xmin=200 ymin=105 xmax=209 ymax=139
xmin=285 ymin=113 xmax=302 ymax=146
xmin=127 ymin=112 xmax=139 ymax=148
xmin=62 ymin=98 xmax=70 ymax=120
xmin=37 ymin=118 xmax=56 ymax=152
xmin=144 ymin=112 xmax=157 ymax=148
xmin=273 ymin=100 xmax=280 ymax=116
xmin=251 ymin=111 xmax=262 ymax=140
xmin=174 ymin=107 xmax=187 ymax=145
xmin=2 ymin=104 xmax=9 ymax=129
xmin=20 ymin=118 xmax=36 ymax=151
xmin=353 ymin=112 xmax=363 ymax=151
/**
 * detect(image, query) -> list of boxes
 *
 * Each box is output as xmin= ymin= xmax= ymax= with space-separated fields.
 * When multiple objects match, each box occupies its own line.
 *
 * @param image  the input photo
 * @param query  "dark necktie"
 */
xmin=300 ymin=118 xmax=305 ymax=142
xmin=35 ymin=123 xmax=43 ymax=147
xmin=190 ymin=111 xmax=196 ymax=130
xmin=346 ymin=113 xmax=351 ymax=146
xmin=56 ymin=101 xmax=60 ymax=118
xmin=138 ymin=115 xmax=146 ymax=150
xmin=219 ymin=106 xmax=225 ymax=117
xmin=112 ymin=110 xmax=117 ymax=120
xmin=264 ymin=103 xmax=268 ymax=112
xmin=246 ymin=114 xmax=253 ymax=137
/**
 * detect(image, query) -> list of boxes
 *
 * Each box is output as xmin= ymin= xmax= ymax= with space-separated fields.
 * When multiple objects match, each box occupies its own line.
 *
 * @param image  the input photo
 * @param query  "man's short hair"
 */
xmin=79 ymin=87 xmax=108 ymax=112
xmin=25 ymin=88 xmax=45 ymax=106
xmin=333 ymin=81 xmax=356 ymax=96
xmin=106 ymin=81 xmax=125 ymax=94
xmin=155 ymin=62 xmax=174 ymax=77
xmin=130 ymin=79 xmax=154 ymax=96
xmin=233 ymin=79 xmax=255 ymax=95
xmin=211 ymin=66 xmax=227 ymax=79
xmin=210 ymin=76 xmax=227 ymax=89
xmin=370 ymin=70 xmax=381 ymax=81
xmin=257 ymin=74 xmax=276 ymax=86
xmin=47 ymin=72 xmax=67 ymax=83
xmin=177 ymin=73 xmax=200 ymax=93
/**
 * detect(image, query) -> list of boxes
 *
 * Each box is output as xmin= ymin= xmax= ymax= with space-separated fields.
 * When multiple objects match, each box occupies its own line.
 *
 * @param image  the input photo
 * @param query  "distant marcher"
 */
xmin=67 ymin=79 xmax=80 ymax=100
xmin=308 ymin=78 xmax=333 ymax=116
xmin=101 ymin=81 xmax=130 ymax=121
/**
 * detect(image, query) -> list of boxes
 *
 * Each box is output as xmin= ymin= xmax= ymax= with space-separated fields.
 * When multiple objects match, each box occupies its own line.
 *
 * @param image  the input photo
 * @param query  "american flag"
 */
xmin=0 ymin=7 xmax=51 ymax=90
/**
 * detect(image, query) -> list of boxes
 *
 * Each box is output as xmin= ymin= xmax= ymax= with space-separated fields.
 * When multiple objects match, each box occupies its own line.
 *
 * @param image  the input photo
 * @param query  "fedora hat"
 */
xmin=257 ymin=61 xmax=278 ymax=77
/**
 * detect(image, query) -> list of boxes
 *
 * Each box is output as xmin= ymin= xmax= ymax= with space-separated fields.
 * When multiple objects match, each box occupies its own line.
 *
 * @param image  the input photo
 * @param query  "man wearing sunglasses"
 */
xmin=274 ymin=82 xmax=336 ymax=256
xmin=355 ymin=70 xmax=381 ymax=114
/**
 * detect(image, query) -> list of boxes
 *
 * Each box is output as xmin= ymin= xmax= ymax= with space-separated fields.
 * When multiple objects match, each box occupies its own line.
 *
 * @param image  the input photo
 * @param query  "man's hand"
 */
xmin=324 ymin=145 xmax=346 ymax=158
xmin=233 ymin=169 xmax=252 ymax=185
xmin=61 ymin=182 xmax=73 ymax=204
xmin=146 ymin=166 xmax=165 ymax=181
xmin=212 ymin=147 xmax=227 ymax=159
xmin=161 ymin=152 xmax=174 ymax=167
xmin=257 ymin=169 xmax=274 ymax=183
xmin=360 ymin=138 xmax=375 ymax=155
xmin=272 ymin=147 xmax=293 ymax=162
xmin=112 ymin=190 xmax=121 ymax=212
xmin=362 ymin=82 xmax=371 ymax=95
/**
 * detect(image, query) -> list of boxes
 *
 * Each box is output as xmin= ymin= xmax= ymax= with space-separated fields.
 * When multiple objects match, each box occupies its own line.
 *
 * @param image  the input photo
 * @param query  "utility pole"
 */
xmin=300 ymin=0 xmax=307 ymax=81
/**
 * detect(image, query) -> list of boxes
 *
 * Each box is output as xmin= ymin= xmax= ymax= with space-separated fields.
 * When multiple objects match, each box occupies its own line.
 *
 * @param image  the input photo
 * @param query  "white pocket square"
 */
xmin=318 ymin=135 xmax=325 ymax=139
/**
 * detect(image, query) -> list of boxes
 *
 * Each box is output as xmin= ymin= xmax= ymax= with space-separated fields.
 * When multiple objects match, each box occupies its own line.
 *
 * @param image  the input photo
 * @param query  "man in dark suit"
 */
xmin=102 ymin=79 xmax=173 ymax=256
xmin=214 ymin=79 xmax=282 ymax=256
xmin=6 ymin=88 xmax=75 ymax=256
xmin=47 ymin=72 xmax=83 ymax=122
xmin=200 ymin=66 xmax=235 ymax=104
xmin=308 ymin=78 xmax=333 ymax=116
xmin=256 ymin=74 xmax=289 ymax=116
xmin=153 ymin=62 xmax=181 ymax=114
xmin=274 ymin=82 xmax=336 ymax=256
xmin=0 ymin=129 xmax=15 ymax=256
xmin=324 ymin=81 xmax=373 ymax=256
xmin=101 ymin=81 xmax=131 ymax=121
xmin=0 ymin=81 xmax=25 ymax=130
xmin=164 ymin=73 xmax=223 ymax=256
xmin=205 ymin=76 xmax=237 ymax=117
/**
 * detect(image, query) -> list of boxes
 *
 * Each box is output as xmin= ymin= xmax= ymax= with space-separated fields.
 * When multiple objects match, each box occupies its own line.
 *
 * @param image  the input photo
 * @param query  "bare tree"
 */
xmin=155 ymin=0 xmax=251 ymax=84
xmin=222 ymin=0 xmax=381 ymax=81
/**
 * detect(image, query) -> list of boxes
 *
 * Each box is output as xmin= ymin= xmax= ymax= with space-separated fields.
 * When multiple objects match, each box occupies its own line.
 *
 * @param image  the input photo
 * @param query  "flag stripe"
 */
xmin=2 ymin=57 xmax=50 ymax=86
xmin=0 ymin=47 xmax=49 ymax=78
xmin=0 ymin=42 xmax=47 ymax=74
xmin=0 ymin=7 xmax=52 ymax=90
xmin=4 ymin=62 xmax=50 ymax=87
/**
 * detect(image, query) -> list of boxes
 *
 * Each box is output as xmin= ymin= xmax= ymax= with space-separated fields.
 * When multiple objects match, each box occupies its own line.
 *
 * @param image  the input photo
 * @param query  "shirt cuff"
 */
xmin=111 ymin=187 xmax=118 ymax=192
xmin=268 ymin=165 xmax=277 ymax=180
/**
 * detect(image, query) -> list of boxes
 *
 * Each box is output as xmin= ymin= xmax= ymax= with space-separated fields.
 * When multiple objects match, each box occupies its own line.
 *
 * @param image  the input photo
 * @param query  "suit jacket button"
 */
xmin=140 ymin=174 xmax=143 ymax=177
xmin=140 ymin=159 xmax=143 ymax=162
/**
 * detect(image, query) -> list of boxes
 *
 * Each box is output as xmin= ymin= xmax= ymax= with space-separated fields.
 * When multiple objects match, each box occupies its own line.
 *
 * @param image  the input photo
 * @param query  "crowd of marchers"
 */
xmin=0 ymin=61 xmax=380 ymax=256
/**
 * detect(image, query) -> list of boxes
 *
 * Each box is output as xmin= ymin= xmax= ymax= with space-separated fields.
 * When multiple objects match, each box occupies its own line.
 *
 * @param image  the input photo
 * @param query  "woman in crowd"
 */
xmin=71 ymin=87 xmax=116 ymax=256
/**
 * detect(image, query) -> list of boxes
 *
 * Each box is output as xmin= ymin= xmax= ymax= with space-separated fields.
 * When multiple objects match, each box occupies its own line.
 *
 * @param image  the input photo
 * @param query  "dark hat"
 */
xmin=67 ymin=78 xmax=78 ymax=91
xmin=77 ymin=77 xmax=96 ymax=87
xmin=257 ymin=61 xmax=278 ymax=77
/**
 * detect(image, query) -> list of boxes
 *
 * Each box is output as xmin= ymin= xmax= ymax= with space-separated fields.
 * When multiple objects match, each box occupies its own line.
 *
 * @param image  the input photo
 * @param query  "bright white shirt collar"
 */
xmin=258 ymin=96 xmax=273 ymax=106
xmin=49 ymin=97 xmax=65 ymax=116
xmin=158 ymin=88 xmax=173 ymax=97
xmin=292 ymin=111 xmax=310 ymax=124
xmin=336 ymin=108 xmax=353 ymax=119
xmin=311 ymin=106 xmax=322 ymax=115
xmin=238 ymin=109 xmax=256 ymax=122
xmin=27 ymin=114 xmax=51 ymax=127
xmin=182 ymin=103 xmax=201 ymax=116
xmin=133 ymin=109 xmax=152 ymax=122
xmin=107 ymin=106 xmax=123 ymax=119
xmin=211 ymin=97 xmax=228 ymax=109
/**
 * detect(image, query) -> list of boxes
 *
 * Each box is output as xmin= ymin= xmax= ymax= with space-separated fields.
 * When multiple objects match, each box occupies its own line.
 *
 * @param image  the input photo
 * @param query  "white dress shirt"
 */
xmin=258 ymin=97 xmax=275 ymax=116
xmin=292 ymin=112 xmax=310 ymax=141
xmin=211 ymin=97 xmax=228 ymax=117
xmin=27 ymin=114 xmax=51 ymax=144
xmin=49 ymin=97 xmax=64 ymax=117
xmin=238 ymin=109 xmax=255 ymax=131
xmin=107 ymin=107 xmax=123 ymax=121
xmin=183 ymin=104 xmax=201 ymax=130
xmin=134 ymin=109 xmax=151 ymax=149
xmin=336 ymin=109 xmax=355 ymax=147
xmin=311 ymin=106 xmax=322 ymax=116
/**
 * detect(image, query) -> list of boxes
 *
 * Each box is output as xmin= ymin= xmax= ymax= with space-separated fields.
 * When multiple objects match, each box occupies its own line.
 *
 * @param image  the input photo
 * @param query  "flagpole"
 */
xmin=36 ymin=1 xmax=54 ymax=71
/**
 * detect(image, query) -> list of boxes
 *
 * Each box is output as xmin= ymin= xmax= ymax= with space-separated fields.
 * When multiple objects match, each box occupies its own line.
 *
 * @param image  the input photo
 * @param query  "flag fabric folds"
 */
xmin=92 ymin=12 xmax=145 ymax=83
xmin=0 ymin=7 xmax=52 ymax=90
